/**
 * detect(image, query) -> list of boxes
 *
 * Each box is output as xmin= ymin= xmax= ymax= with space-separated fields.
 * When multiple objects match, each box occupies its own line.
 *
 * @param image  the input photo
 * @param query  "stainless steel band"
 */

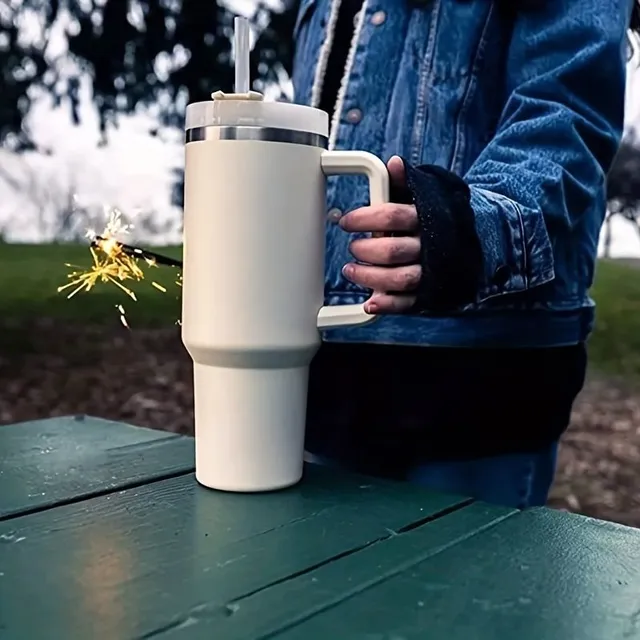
xmin=185 ymin=126 xmax=328 ymax=149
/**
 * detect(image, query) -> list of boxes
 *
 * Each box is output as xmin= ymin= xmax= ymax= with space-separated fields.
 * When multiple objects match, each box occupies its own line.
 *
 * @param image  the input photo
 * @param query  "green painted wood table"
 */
xmin=1 ymin=417 xmax=640 ymax=640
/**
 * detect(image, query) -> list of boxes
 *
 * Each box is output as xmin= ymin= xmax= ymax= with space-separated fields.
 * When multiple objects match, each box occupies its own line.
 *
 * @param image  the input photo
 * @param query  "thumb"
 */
xmin=387 ymin=155 xmax=413 ymax=205
xmin=387 ymin=155 xmax=406 ymax=188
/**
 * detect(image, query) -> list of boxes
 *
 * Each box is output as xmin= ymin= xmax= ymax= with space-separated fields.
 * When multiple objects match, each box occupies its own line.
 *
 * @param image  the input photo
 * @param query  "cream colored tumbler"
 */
xmin=181 ymin=90 xmax=389 ymax=492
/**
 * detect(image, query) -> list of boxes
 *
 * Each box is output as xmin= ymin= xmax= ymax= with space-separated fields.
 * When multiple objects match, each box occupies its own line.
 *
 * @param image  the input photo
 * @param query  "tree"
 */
xmin=604 ymin=130 xmax=640 ymax=256
xmin=0 ymin=0 xmax=58 ymax=151
xmin=0 ymin=0 xmax=298 ymax=153
xmin=0 ymin=151 xmax=178 ymax=242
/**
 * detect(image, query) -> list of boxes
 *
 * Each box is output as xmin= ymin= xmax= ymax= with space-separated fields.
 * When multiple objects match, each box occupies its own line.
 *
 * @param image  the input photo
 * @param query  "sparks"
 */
xmin=57 ymin=207 xmax=183 ymax=328
xmin=57 ymin=209 xmax=145 ymax=301
xmin=116 ymin=304 xmax=130 ymax=329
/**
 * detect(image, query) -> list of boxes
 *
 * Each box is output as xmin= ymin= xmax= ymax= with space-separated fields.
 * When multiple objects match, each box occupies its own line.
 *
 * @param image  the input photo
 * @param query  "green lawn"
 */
xmin=589 ymin=259 xmax=640 ymax=379
xmin=0 ymin=243 xmax=183 ymax=327
xmin=1 ymin=244 xmax=639 ymax=378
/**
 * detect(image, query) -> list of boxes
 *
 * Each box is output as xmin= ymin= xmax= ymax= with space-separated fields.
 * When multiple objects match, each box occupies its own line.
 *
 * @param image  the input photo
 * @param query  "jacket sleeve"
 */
xmin=407 ymin=0 xmax=630 ymax=313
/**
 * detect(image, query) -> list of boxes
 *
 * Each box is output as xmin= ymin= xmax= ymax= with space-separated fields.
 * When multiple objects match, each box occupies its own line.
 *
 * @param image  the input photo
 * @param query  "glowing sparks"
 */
xmin=116 ymin=304 xmax=130 ymax=329
xmin=57 ymin=207 xmax=182 ymax=329
xmin=57 ymin=209 xmax=144 ymax=302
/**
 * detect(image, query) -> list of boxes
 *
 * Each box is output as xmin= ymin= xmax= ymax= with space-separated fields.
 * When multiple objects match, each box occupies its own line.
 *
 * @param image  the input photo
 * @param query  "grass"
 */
xmin=589 ymin=259 xmax=640 ymax=379
xmin=1 ymin=244 xmax=640 ymax=378
xmin=0 ymin=243 xmax=183 ymax=327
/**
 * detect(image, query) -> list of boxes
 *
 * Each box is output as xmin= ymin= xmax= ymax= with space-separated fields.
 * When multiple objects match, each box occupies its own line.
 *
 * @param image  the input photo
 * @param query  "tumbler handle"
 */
xmin=317 ymin=151 xmax=390 ymax=330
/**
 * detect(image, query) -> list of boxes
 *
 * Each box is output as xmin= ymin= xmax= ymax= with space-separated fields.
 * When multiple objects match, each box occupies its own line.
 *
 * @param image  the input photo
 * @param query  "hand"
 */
xmin=339 ymin=156 xmax=421 ymax=314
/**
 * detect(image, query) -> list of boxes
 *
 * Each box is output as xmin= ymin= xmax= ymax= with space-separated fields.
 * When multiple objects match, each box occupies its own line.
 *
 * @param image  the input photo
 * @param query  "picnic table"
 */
xmin=1 ymin=417 xmax=640 ymax=640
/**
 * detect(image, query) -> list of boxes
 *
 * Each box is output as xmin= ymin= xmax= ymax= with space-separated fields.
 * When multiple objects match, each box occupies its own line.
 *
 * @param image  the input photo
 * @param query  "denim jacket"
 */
xmin=291 ymin=0 xmax=631 ymax=347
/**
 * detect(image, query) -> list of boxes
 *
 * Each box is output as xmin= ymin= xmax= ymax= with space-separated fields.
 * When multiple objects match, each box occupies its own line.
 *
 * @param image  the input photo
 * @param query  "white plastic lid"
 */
xmin=185 ymin=91 xmax=328 ymax=137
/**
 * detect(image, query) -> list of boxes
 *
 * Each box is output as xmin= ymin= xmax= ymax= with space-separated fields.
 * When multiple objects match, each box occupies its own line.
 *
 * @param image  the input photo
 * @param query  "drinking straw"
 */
xmin=234 ymin=16 xmax=251 ymax=94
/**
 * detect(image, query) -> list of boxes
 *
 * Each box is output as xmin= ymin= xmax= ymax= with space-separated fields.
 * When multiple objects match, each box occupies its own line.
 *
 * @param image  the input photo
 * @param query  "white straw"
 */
xmin=234 ymin=16 xmax=251 ymax=94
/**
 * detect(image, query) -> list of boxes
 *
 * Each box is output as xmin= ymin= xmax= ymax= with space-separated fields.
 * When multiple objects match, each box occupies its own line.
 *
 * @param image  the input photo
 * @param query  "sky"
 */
xmin=1 ymin=6 xmax=640 ymax=256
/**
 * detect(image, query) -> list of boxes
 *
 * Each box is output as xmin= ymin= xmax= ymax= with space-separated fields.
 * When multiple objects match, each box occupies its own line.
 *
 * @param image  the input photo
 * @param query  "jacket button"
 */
xmin=493 ymin=265 xmax=510 ymax=286
xmin=346 ymin=108 xmax=362 ymax=124
xmin=370 ymin=10 xmax=386 ymax=25
xmin=327 ymin=208 xmax=343 ymax=223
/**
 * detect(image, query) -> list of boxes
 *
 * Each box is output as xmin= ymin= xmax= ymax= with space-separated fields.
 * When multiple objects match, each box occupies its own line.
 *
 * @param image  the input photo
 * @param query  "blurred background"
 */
xmin=2 ymin=0 xmax=640 ymax=526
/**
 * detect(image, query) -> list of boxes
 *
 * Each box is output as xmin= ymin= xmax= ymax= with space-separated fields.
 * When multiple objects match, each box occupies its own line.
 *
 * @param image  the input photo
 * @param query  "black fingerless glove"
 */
xmin=400 ymin=158 xmax=484 ymax=314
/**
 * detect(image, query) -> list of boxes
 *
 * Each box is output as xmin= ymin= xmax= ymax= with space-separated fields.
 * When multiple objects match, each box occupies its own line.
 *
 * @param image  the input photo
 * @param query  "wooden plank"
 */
xmin=158 ymin=502 xmax=516 ymax=640
xmin=0 ymin=466 xmax=470 ymax=640
xmin=273 ymin=507 xmax=640 ymax=640
xmin=0 ymin=416 xmax=194 ymax=519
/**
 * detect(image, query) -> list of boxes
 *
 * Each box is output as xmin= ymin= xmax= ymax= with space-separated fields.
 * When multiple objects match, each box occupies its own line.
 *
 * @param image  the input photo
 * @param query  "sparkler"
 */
xmin=93 ymin=237 xmax=183 ymax=269
xmin=57 ymin=208 xmax=182 ymax=328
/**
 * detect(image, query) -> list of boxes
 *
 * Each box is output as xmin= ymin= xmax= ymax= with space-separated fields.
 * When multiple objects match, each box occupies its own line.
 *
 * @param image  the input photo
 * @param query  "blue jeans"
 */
xmin=405 ymin=442 xmax=559 ymax=508
xmin=306 ymin=441 xmax=559 ymax=509
xmin=305 ymin=343 xmax=583 ymax=509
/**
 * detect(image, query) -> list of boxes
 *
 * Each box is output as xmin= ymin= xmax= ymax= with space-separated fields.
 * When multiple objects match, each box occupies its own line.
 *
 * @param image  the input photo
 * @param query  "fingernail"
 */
xmin=342 ymin=264 xmax=354 ymax=278
xmin=365 ymin=302 xmax=378 ymax=313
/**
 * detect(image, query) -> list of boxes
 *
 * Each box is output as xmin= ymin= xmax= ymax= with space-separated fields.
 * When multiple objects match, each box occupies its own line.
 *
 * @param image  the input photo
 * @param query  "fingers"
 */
xmin=339 ymin=157 xmax=415 ymax=234
xmin=342 ymin=262 xmax=421 ymax=292
xmin=387 ymin=155 xmax=406 ymax=188
xmin=349 ymin=236 xmax=420 ymax=265
xmin=339 ymin=202 xmax=418 ymax=233
xmin=339 ymin=155 xmax=419 ymax=316
xmin=364 ymin=293 xmax=416 ymax=314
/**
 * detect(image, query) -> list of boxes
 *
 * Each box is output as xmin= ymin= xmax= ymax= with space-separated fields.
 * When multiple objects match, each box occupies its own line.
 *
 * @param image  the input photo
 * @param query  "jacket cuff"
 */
xmin=403 ymin=161 xmax=556 ymax=312
xmin=402 ymin=160 xmax=483 ymax=312
xmin=469 ymin=188 xmax=554 ymax=301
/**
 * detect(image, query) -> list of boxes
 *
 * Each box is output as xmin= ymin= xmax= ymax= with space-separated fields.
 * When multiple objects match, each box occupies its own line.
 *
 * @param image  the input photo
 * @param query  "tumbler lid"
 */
xmin=185 ymin=91 xmax=328 ymax=137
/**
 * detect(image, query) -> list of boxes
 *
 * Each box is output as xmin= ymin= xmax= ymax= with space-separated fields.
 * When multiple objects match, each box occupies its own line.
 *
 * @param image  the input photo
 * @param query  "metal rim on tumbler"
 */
xmin=185 ymin=125 xmax=328 ymax=149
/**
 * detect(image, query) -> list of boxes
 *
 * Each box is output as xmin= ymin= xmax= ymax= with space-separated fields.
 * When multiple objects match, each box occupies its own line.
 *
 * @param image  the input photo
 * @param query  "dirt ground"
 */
xmin=1 ymin=318 xmax=639 ymax=528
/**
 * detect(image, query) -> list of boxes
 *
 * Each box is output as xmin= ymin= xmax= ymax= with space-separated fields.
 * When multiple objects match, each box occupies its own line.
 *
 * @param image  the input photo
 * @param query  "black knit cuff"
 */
xmin=401 ymin=159 xmax=483 ymax=313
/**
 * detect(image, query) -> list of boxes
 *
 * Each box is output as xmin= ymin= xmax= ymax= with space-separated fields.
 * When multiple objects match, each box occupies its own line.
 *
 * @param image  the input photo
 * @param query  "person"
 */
xmin=293 ymin=0 xmax=638 ymax=508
